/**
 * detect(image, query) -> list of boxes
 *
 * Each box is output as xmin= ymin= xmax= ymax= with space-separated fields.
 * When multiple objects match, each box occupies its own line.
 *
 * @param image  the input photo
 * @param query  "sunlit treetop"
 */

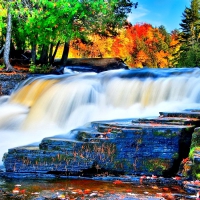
xmin=1 ymin=0 xmax=133 ymax=45
xmin=0 ymin=4 xmax=7 ymax=29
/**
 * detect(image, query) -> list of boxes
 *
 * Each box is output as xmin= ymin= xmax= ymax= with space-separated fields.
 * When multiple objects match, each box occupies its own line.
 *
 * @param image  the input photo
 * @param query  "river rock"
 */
xmin=0 ymin=74 xmax=39 ymax=95
xmin=62 ymin=58 xmax=128 ymax=73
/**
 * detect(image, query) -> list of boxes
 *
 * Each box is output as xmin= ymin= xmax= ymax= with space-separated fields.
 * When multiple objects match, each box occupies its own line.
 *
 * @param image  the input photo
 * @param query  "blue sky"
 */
xmin=128 ymin=0 xmax=191 ymax=32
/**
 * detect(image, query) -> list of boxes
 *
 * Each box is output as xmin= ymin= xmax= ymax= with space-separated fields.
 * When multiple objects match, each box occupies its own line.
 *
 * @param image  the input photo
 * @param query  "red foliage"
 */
xmin=113 ymin=180 xmax=124 ymax=185
xmin=69 ymin=22 xmax=178 ymax=68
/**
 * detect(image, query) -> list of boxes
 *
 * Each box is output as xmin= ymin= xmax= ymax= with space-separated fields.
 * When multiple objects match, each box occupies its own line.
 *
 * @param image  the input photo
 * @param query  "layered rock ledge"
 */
xmin=2 ymin=109 xmax=200 ymax=182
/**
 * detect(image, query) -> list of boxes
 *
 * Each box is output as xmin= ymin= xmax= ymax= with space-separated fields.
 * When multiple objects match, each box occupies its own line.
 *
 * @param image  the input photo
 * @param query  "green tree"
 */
xmin=0 ymin=4 xmax=6 ymax=52
xmin=1 ymin=0 xmax=133 ymax=71
xmin=178 ymin=0 xmax=200 ymax=67
xmin=3 ymin=0 xmax=12 ymax=71
xmin=177 ymin=43 xmax=200 ymax=67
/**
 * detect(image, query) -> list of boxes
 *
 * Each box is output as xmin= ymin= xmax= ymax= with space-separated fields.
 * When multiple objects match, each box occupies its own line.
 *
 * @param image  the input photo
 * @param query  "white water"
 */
xmin=0 ymin=68 xmax=200 ymax=164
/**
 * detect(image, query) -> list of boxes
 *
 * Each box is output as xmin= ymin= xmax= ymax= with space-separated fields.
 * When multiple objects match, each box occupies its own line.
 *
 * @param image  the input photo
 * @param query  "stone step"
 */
xmin=91 ymin=120 xmax=138 ymax=133
xmin=132 ymin=117 xmax=200 ymax=126
xmin=3 ymin=116 xmax=195 ymax=177
xmin=159 ymin=111 xmax=200 ymax=119
xmin=4 ymin=108 xmax=200 ymax=179
xmin=4 ymin=144 xmax=95 ymax=173
xmin=39 ymin=137 xmax=85 ymax=151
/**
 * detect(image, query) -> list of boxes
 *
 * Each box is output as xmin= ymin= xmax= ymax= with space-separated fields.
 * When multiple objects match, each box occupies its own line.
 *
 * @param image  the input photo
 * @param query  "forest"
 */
xmin=0 ymin=0 xmax=199 ymax=72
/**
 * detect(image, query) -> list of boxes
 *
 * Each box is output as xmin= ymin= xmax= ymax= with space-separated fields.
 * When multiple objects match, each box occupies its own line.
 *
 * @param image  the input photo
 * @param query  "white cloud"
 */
xmin=127 ymin=5 xmax=164 ymax=29
xmin=127 ymin=6 xmax=150 ymax=24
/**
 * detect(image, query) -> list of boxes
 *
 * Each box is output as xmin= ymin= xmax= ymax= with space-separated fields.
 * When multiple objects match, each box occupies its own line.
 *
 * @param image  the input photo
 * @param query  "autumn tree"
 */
xmin=121 ymin=23 xmax=171 ymax=68
xmin=168 ymin=29 xmax=181 ymax=66
xmin=70 ymin=23 xmax=177 ymax=68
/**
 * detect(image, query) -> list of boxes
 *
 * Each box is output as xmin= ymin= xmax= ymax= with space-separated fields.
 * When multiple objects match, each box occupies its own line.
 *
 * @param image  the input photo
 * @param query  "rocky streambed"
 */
xmin=0 ymin=177 xmax=192 ymax=200
xmin=0 ymin=73 xmax=39 ymax=96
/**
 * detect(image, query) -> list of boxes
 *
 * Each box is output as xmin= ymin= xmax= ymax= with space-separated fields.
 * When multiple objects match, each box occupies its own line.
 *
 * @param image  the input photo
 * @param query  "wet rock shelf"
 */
xmin=2 ymin=110 xmax=200 ymax=180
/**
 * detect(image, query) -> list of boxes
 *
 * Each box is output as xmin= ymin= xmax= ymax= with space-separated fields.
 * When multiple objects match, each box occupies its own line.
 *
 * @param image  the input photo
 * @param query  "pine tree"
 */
xmin=178 ymin=0 xmax=200 ymax=67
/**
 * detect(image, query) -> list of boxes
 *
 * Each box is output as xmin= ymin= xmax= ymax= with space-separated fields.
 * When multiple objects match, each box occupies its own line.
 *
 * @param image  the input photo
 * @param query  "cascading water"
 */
xmin=0 ymin=68 xmax=200 ymax=164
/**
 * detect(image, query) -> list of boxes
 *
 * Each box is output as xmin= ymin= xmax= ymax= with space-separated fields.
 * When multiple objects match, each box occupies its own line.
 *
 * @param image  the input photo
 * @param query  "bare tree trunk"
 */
xmin=39 ymin=44 xmax=49 ymax=64
xmin=31 ymin=42 xmax=37 ymax=64
xmin=50 ymin=41 xmax=60 ymax=64
xmin=61 ymin=41 xmax=70 ymax=66
xmin=0 ymin=45 xmax=5 ymax=55
xmin=48 ymin=43 xmax=53 ymax=64
xmin=3 ymin=10 xmax=13 ymax=71
xmin=0 ymin=30 xmax=5 ymax=55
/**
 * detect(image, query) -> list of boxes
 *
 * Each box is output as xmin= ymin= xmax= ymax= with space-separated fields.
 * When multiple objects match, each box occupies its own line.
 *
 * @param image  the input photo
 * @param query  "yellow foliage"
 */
xmin=155 ymin=50 xmax=169 ymax=68
xmin=0 ymin=5 xmax=7 ymax=18
xmin=55 ymin=23 xmax=179 ymax=68
xmin=136 ymin=50 xmax=149 ymax=63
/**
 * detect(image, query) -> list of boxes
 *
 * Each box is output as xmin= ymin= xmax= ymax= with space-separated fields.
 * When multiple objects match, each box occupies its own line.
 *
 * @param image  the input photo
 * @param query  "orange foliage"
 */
xmin=155 ymin=50 xmax=169 ymax=68
xmin=68 ymin=23 xmax=178 ymax=68
xmin=168 ymin=30 xmax=180 ymax=66
xmin=134 ymin=50 xmax=149 ymax=67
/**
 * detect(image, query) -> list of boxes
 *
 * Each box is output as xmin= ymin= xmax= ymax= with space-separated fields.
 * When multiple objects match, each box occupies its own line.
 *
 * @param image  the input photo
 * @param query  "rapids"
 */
xmin=0 ymin=68 xmax=200 ymax=164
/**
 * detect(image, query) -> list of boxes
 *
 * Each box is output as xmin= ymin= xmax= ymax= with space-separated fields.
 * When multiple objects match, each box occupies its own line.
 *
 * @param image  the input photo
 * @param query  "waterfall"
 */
xmin=0 ymin=68 xmax=200 ymax=164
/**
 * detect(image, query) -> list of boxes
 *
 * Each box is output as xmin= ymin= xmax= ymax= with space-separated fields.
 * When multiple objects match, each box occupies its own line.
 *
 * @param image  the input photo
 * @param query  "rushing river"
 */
xmin=0 ymin=68 xmax=200 ymax=199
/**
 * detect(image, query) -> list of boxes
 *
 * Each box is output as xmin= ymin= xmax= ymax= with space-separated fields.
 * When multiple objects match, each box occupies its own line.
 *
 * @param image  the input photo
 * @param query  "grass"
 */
xmin=0 ymin=64 xmax=4 ymax=69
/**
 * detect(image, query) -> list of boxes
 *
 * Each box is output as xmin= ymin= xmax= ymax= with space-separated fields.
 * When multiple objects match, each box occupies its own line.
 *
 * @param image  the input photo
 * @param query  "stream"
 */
xmin=1 ymin=68 xmax=200 ymax=199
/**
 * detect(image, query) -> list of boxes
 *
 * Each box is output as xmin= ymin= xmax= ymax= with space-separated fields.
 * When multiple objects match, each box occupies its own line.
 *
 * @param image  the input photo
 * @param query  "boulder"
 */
xmin=62 ymin=58 xmax=128 ymax=73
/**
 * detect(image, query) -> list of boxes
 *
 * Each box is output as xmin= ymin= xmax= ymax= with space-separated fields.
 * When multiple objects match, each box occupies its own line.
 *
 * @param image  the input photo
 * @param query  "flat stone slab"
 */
xmin=132 ymin=117 xmax=200 ymax=126
xmin=159 ymin=111 xmax=200 ymax=119
xmin=2 ymin=113 xmax=195 ymax=178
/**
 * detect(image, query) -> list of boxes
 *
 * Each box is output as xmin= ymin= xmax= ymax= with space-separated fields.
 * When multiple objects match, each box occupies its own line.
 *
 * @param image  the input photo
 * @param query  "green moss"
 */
xmin=191 ymin=132 xmax=200 ymax=148
xmin=189 ymin=147 xmax=196 ymax=159
xmin=185 ymin=127 xmax=193 ymax=132
xmin=29 ymin=63 xmax=51 ymax=73
xmin=76 ymin=131 xmax=91 ymax=141
xmin=30 ymin=154 xmax=75 ymax=164
xmin=173 ymin=153 xmax=179 ymax=159
xmin=189 ymin=147 xmax=200 ymax=159
xmin=187 ymin=146 xmax=200 ymax=179
xmin=196 ymin=173 xmax=200 ymax=179
xmin=153 ymin=129 xmax=176 ymax=138
xmin=0 ymin=64 xmax=5 ymax=69
xmin=191 ymin=164 xmax=200 ymax=179
xmin=143 ymin=158 xmax=170 ymax=173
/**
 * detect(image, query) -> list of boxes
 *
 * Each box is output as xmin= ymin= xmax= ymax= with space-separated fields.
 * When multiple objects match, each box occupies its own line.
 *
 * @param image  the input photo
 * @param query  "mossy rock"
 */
xmin=187 ymin=128 xmax=200 ymax=179
xmin=191 ymin=128 xmax=200 ymax=149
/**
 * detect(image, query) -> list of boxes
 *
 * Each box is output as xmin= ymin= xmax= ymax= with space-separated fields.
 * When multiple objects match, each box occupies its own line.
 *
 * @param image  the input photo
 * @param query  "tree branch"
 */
xmin=0 ymin=45 xmax=5 ymax=55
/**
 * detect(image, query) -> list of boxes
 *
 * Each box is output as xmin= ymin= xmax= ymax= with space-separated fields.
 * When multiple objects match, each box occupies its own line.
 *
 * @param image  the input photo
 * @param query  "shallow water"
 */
xmin=0 ymin=176 xmax=188 ymax=199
